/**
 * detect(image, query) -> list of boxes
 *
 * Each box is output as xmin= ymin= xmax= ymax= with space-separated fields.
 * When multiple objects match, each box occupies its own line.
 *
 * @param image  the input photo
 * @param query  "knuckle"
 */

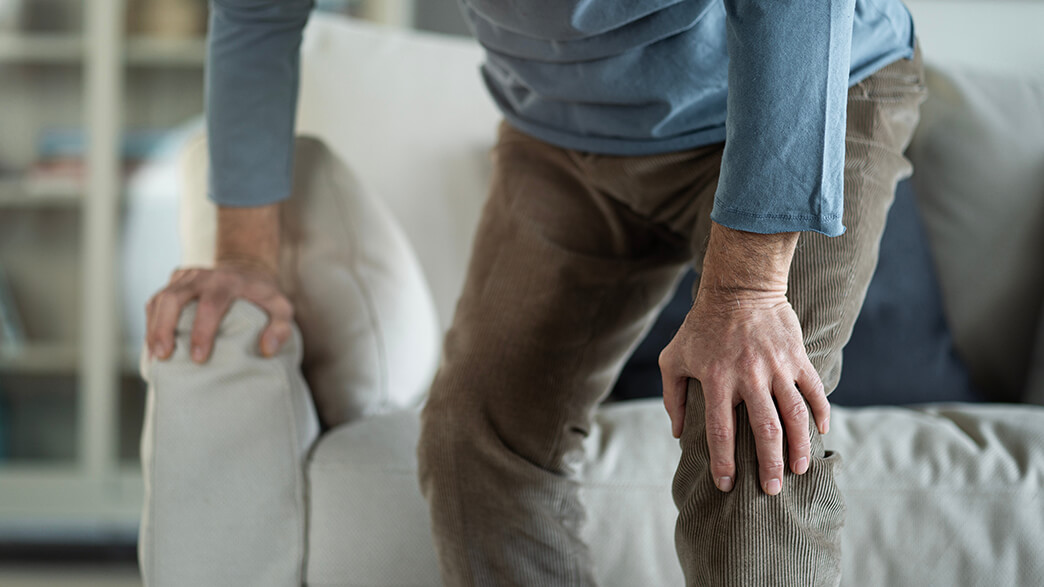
xmin=706 ymin=424 xmax=732 ymax=444
xmin=803 ymin=367 xmax=825 ymax=392
xmin=737 ymin=350 xmax=759 ymax=371
xmin=703 ymin=366 xmax=728 ymax=389
xmin=809 ymin=380 xmax=826 ymax=397
xmin=756 ymin=420 xmax=782 ymax=440
xmin=762 ymin=457 xmax=786 ymax=471
xmin=214 ymin=268 xmax=238 ymax=285
xmin=657 ymin=348 xmax=673 ymax=370
xmin=711 ymin=458 xmax=734 ymax=472
xmin=200 ymin=289 xmax=232 ymax=308
xmin=746 ymin=374 xmax=769 ymax=391
xmin=787 ymin=401 xmax=808 ymax=422
xmin=269 ymin=296 xmax=293 ymax=319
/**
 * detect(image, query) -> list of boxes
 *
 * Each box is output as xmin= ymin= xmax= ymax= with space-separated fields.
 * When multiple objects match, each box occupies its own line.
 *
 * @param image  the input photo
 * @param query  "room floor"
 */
xmin=0 ymin=563 xmax=140 ymax=586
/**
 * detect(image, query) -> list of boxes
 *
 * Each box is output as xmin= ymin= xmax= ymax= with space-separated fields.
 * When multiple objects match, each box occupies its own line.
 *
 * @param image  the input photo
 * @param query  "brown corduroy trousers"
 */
xmin=418 ymin=44 xmax=927 ymax=586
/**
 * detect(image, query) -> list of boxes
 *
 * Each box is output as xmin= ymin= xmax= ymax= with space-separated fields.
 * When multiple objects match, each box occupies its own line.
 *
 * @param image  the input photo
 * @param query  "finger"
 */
xmin=169 ymin=267 xmax=192 ymax=285
xmin=744 ymin=390 xmax=785 ymax=496
xmin=145 ymin=293 xmax=159 ymax=357
xmin=259 ymin=319 xmax=293 ymax=358
xmin=149 ymin=286 xmax=196 ymax=360
xmin=255 ymin=294 xmax=294 ymax=357
xmin=658 ymin=349 xmax=688 ymax=438
xmin=189 ymin=292 xmax=233 ymax=363
xmin=704 ymin=392 xmax=737 ymax=492
xmin=796 ymin=361 xmax=830 ymax=435
xmin=774 ymin=378 xmax=811 ymax=475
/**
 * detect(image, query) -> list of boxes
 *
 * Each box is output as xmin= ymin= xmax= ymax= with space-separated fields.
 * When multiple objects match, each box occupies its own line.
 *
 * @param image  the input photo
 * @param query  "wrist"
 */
xmin=700 ymin=221 xmax=797 ymax=295
xmin=216 ymin=203 xmax=281 ymax=277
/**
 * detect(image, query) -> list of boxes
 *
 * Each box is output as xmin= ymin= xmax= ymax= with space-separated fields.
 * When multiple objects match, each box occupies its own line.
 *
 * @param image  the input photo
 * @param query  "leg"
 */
xmin=673 ymin=44 xmax=928 ymax=585
xmin=418 ymin=123 xmax=718 ymax=586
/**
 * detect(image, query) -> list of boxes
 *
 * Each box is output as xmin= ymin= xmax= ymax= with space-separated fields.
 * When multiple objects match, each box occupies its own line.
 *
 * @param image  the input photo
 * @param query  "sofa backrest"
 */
xmin=296 ymin=16 xmax=498 ymax=330
xmin=904 ymin=0 xmax=1044 ymax=74
xmin=292 ymin=10 xmax=1044 ymax=398
xmin=903 ymin=1 xmax=1044 ymax=399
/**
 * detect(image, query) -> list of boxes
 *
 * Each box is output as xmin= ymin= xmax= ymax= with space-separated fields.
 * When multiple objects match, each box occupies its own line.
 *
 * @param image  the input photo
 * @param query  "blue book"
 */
xmin=0 ymin=265 xmax=25 ymax=350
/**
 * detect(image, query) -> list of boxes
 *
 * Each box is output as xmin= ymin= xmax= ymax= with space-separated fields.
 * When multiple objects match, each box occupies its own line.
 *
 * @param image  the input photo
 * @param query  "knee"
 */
xmin=417 ymin=363 xmax=565 ymax=497
xmin=672 ymin=394 xmax=846 ymax=531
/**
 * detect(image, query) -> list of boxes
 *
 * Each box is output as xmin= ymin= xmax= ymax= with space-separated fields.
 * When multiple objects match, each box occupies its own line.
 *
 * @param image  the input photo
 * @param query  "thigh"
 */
xmin=789 ymin=42 xmax=929 ymax=393
xmin=425 ymin=122 xmax=696 ymax=472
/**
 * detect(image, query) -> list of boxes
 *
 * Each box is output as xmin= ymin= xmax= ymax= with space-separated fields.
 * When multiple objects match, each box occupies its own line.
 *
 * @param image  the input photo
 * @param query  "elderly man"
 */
xmin=146 ymin=0 xmax=925 ymax=584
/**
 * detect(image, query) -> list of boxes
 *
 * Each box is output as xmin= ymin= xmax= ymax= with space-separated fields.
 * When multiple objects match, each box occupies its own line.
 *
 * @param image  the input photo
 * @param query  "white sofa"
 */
xmin=138 ymin=7 xmax=1044 ymax=587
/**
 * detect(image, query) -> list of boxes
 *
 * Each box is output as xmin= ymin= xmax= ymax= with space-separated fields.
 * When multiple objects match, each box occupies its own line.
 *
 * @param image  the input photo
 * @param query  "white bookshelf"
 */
xmin=0 ymin=0 xmax=414 ymax=544
xmin=0 ymin=0 xmax=146 ymax=539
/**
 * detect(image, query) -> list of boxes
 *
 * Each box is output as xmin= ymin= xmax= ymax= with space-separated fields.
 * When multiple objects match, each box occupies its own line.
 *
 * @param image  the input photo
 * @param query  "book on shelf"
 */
xmin=8 ymin=127 xmax=174 ymax=198
xmin=0 ymin=264 xmax=26 ymax=351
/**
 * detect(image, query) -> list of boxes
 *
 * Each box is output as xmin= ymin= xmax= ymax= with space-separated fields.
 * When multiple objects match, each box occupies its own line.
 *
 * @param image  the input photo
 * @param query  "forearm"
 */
xmin=206 ymin=0 xmax=312 ymax=207
xmin=216 ymin=203 xmax=281 ymax=276
xmin=700 ymin=221 xmax=798 ymax=297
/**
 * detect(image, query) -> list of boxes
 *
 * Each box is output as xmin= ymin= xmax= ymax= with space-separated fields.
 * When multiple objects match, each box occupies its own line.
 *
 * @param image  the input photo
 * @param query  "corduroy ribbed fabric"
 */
xmin=418 ymin=44 xmax=926 ymax=587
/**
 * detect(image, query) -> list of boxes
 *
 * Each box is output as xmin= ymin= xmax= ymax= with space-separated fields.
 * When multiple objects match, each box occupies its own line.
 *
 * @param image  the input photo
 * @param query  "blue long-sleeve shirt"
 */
xmin=206 ymin=0 xmax=915 ymax=236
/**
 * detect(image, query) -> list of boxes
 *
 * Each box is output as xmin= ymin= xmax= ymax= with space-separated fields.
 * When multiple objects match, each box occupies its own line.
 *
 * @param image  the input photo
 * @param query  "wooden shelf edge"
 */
xmin=0 ymin=343 xmax=144 ymax=375
xmin=0 ymin=34 xmax=205 ymax=66
xmin=0 ymin=178 xmax=82 ymax=207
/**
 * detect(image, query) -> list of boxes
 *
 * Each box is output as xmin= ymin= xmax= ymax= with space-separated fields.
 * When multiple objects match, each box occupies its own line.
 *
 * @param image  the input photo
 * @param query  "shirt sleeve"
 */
xmin=206 ymin=0 xmax=314 ymax=207
xmin=710 ymin=0 xmax=856 ymax=237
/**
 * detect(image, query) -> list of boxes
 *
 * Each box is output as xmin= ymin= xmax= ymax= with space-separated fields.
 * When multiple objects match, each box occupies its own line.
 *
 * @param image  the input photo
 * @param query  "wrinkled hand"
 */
xmin=659 ymin=286 xmax=830 ymax=496
xmin=145 ymin=263 xmax=293 ymax=363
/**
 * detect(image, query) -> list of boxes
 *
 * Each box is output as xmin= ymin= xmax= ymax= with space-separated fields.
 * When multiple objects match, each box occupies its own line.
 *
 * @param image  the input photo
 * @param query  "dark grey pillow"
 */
xmin=611 ymin=179 xmax=987 ymax=406
xmin=1024 ymin=301 xmax=1044 ymax=406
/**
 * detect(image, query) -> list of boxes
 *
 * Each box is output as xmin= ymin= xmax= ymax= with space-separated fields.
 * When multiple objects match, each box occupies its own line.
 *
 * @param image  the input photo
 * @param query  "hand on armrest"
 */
xmin=146 ymin=203 xmax=293 ymax=364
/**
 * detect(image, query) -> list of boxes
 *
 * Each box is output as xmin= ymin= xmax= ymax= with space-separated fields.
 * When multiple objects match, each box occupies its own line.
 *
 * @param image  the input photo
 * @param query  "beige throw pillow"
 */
xmin=907 ymin=66 xmax=1044 ymax=401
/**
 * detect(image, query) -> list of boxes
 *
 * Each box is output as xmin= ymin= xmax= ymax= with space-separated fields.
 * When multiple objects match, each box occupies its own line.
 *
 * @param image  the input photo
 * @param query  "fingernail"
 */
xmin=795 ymin=457 xmax=809 ymax=474
xmin=765 ymin=478 xmax=781 ymax=495
xmin=191 ymin=345 xmax=205 ymax=362
xmin=823 ymin=417 xmax=830 ymax=434
xmin=157 ymin=342 xmax=171 ymax=359
xmin=716 ymin=476 xmax=733 ymax=492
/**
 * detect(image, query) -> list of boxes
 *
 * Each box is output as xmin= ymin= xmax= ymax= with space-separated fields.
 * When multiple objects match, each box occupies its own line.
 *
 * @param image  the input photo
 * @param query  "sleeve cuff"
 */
xmin=710 ymin=205 xmax=846 ymax=237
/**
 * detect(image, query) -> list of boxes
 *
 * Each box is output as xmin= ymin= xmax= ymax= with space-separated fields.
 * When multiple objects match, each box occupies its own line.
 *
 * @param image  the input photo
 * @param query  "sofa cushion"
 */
xmin=305 ymin=401 xmax=1044 ymax=586
xmin=906 ymin=66 xmax=1044 ymax=401
xmin=178 ymin=135 xmax=440 ymax=428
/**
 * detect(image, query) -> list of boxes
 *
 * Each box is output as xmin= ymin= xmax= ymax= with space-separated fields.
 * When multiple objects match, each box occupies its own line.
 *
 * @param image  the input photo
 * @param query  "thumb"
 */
xmin=660 ymin=352 xmax=689 ymax=438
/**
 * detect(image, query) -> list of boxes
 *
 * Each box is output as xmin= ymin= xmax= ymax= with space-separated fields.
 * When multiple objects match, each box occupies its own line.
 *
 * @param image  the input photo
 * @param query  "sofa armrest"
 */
xmin=138 ymin=299 xmax=320 ymax=586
